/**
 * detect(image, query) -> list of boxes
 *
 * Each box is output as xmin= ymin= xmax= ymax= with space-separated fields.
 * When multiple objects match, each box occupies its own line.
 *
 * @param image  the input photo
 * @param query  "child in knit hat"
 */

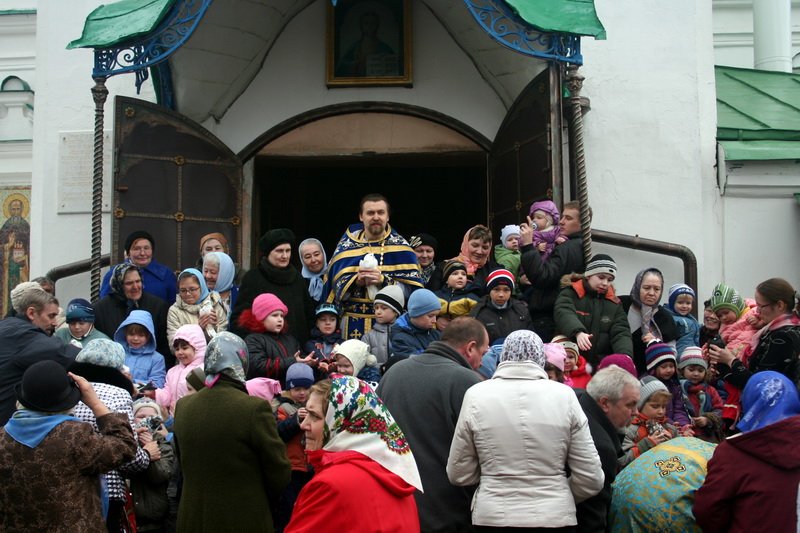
xmin=528 ymin=200 xmax=567 ymax=261
xmin=361 ymin=285 xmax=404 ymax=366
xmin=553 ymin=254 xmax=633 ymax=369
xmin=645 ymin=342 xmax=693 ymax=431
xmin=678 ymin=347 xmax=724 ymax=443
xmin=274 ymin=362 xmax=315 ymax=530
xmin=666 ymin=283 xmax=701 ymax=357
xmin=470 ymin=269 xmax=533 ymax=343
xmin=619 ymin=376 xmax=679 ymax=468
xmin=543 ymin=343 xmax=567 ymax=383
xmin=552 ymin=334 xmax=591 ymax=388
xmin=708 ymin=282 xmax=761 ymax=361
xmin=494 ymin=225 xmax=522 ymax=287
xmin=54 ymin=298 xmax=109 ymax=348
xmin=238 ymin=293 xmax=304 ymax=383
xmin=389 ymin=289 xmax=442 ymax=358
xmin=303 ymin=303 xmax=343 ymax=369
xmin=434 ymin=260 xmax=480 ymax=330
xmin=332 ymin=339 xmax=381 ymax=387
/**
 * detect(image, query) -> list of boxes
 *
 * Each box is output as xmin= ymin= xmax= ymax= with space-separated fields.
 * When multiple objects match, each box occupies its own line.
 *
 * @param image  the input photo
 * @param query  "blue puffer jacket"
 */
xmin=114 ymin=309 xmax=166 ymax=387
xmin=389 ymin=314 xmax=441 ymax=358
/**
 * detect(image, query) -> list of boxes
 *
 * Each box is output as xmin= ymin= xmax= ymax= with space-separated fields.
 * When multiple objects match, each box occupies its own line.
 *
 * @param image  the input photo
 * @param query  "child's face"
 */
xmin=134 ymin=406 xmax=159 ymax=425
xmin=682 ymin=364 xmax=706 ymax=384
xmin=564 ymin=351 xmax=577 ymax=372
xmin=178 ymin=276 xmax=202 ymax=305
xmin=703 ymin=307 xmax=720 ymax=330
xmin=316 ymin=314 xmax=338 ymax=335
xmin=335 ymin=354 xmax=354 ymax=376
xmin=289 ymin=386 xmax=310 ymax=404
xmin=262 ymin=311 xmax=285 ymax=333
xmin=654 ymin=361 xmax=676 ymax=380
xmin=504 ymin=235 xmax=520 ymax=250
xmin=446 ymin=270 xmax=468 ymax=290
xmin=532 ymin=210 xmax=551 ymax=229
xmin=673 ymin=294 xmax=693 ymax=317
xmin=126 ymin=329 xmax=149 ymax=349
xmin=640 ymin=398 xmax=668 ymax=421
xmin=715 ymin=309 xmax=737 ymax=325
xmin=489 ymin=285 xmax=512 ymax=307
xmin=68 ymin=320 xmax=93 ymax=339
xmin=546 ymin=368 xmax=561 ymax=382
xmin=586 ymin=273 xmax=613 ymax=293
xmin=373 ymin=303 xmax=398 ymax=325
xmin=173 ymin=341 xmax=197 ymax=366
xmin=410 ymin=311 xmax=438 ymax=331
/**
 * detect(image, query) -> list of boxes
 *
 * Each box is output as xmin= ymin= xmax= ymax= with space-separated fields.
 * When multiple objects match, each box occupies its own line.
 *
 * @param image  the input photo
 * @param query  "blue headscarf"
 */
xmin=204 ymin=252 xmax=235 ymax=293
xmin=299 ymin=238 xmax=328 ymax=301
xmin=737 ymin=371 xmax=800 ymax=433
xmin=178 ymin=268 xmax=209 ymax=303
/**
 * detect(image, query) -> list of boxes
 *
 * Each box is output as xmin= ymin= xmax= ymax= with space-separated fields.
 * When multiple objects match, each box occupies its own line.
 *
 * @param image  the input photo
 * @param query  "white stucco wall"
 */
xmin=209 ymin=0 xmax=509 ymax=153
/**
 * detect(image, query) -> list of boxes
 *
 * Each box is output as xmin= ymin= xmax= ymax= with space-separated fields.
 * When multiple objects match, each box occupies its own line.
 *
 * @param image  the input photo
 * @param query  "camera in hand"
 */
xmin=646 ymin=420 xmax=665 ymax=436
xmin=708 ymin=335 xmax=726 ymax=349
xmin=136 ymin=415 xmax=163 ymax=433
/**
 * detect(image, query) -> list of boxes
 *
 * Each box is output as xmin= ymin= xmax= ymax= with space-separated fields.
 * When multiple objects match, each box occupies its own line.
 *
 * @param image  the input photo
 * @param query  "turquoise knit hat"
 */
xmin=709 ymin=283 xmax=745 ymax=317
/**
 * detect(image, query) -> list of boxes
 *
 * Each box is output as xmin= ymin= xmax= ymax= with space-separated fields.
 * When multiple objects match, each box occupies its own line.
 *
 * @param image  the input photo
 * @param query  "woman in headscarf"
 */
xmin=694 ymin=371 xmax=800 ymax=532
xmin=202 ymin=251 xmax=238 ymax=318
xmin=173 ymin=332 xmax=290 ymax=532
xmin=619 ymin=268 xmax=677 ymax=375
xmin=298 ymin=238 xmax=328 ymax=305
xmin=286 ymin=375 xmax=422 ymax=532
xmin=429 ymin=225 xmax=501 ymax=296
xmin=230 ymin=229 xmax=315 ymax=345
xmin=197 ymin=232 xmax=229 ymax=263
xmin=166 ymin=267 xmax=228 ymax=346
xmin=447 ymin=330 xmax=604 ymax=531
xmin=93 ymin=263 xmax=170 ymax=362
xmin=0 ymin=360 xmax=138 ymax=532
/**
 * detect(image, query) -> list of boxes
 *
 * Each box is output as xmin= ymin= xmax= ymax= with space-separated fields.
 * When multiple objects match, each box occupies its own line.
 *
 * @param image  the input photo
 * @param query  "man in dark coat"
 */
xmin=575 ymin=366 xmax=641 ymax=533
xmin=377 ymin=317 xmax=488 ymax=533
xmin=520 ymin=201 xmax=588 ymax=342
xmin=0 ymin=285 xmax=80 ymax=425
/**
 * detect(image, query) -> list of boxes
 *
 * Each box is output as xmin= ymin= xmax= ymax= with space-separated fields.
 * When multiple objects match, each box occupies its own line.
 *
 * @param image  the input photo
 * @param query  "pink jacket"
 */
xmin=720 ymin=299 xmax=759 ymax=360
xmin=156 ymin=324 xmax=206 ymax=415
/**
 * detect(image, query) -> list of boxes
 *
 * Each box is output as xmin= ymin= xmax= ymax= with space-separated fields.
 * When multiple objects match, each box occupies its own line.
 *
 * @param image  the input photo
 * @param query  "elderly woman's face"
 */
xmin=203 ymin=263 xmax=219 ymax=290
xmin=122 ymin=270 xmax=143 ymax=301
xmin=201 ymin=238 xmax=225 ymax=257
xmin=466 ymin=238 xmax=491 ymax=264
xmin=300 ymin=392 xmax=326 ymax=451
xmin=268 ymin=244 xmax=292 ymax=268
xmin=128 ymin=238 xmax=153 ymax=268
xmin=300 ymin=243 xmax=324 ymax=274
xmin=639 ymin=273 xmax=662 ymax=307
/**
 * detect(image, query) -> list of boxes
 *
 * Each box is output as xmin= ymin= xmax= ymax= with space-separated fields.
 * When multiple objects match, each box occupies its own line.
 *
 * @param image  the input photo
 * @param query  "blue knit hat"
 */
xmin=407 ymin=289 xmax=442 ymax=318
xmin=667 ymin=283 xmax=696 ymax=312
xmin=66 ymin=298 xmax=95 ymax=323
xmin=285 ymin=363 xmax=314 ymax=390
xmin=645 ymin=342 xmax=677 ymax=372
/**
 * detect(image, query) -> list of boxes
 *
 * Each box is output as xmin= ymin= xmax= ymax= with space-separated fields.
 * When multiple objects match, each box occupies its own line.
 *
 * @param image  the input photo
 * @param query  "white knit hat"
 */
xmin=334 ymin=339 xmax=378 ymax=376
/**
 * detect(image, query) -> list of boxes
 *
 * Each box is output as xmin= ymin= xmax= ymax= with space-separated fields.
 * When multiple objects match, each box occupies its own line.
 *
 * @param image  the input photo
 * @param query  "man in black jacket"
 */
xmin=575 ymin=365 xmax=641 ymax=532
xmin=0 ymin=285 xmax=80 ymax=425
xmin=520 ymin=201 xmax=590 ymax=342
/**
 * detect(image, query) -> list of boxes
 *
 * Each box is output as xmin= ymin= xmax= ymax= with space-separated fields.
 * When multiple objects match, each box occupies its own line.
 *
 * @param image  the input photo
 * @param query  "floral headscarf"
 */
xmin=204 ymin=252 xmax=236 ymax=294
xmin=109 ymin=263 xmax=142 ymax=310
xmin=322 ymin=376 xmax=422 ymax=491
xmin=500 ymin=330 xmax=545 ymax=367
xmin=628 ymin=268 xmax=664 ymax=338
xmin=737 ymin=371 xmax=800 ymax=433
xmin=204 ymin=332 xmax=249 ymax=388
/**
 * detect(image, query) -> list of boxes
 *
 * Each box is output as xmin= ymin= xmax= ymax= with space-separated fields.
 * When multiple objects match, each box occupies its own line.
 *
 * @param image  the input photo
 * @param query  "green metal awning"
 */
xmin=716 ymin=65 xmax=800 ymax=160
xmin=67 ymin=0 xmax=175 ymax=49
xmin=505 ymin=0 xmax=606 ymax=39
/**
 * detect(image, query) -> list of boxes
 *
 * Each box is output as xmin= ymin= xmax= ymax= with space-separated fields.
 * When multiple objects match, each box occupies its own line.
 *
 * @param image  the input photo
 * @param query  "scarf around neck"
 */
xmin=4 ymin=410 xmax=78 ymax=448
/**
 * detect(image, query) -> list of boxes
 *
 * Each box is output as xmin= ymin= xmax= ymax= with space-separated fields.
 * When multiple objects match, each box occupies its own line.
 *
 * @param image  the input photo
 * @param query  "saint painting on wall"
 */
xmin=327 ymin=0 xmax=412 ymax=87
xmin=0 ymin=188 xmax=31 ymax=317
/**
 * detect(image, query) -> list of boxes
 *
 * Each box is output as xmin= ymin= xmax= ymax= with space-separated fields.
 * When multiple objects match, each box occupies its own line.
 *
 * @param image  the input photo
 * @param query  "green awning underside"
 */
xmin=505 ymin=0 xmax=606 ymax=39
xmin=716 ymin=65 xmax=800 ymax=160
xmin=67 ymin=0 xmax=175 ymax=49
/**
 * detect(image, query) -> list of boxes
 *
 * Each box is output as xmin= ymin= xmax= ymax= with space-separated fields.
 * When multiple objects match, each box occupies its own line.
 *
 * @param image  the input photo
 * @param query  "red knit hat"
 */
xmin=252 ymin=293 xmax=288 ymax=321
xmin=486 ymin=269 xmax=515 ymax=291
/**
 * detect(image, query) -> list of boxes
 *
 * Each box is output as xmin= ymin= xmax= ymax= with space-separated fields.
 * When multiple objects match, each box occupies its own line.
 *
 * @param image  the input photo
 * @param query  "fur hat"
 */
xmin=597 ymin=354 xmax=637 ymax=377
xmin=441 ymin=260 xmax=467 ymax=283
xmin=407 ymin=289 xmax=441 ymax=318
xmin=486 ymin=269 xmax=515 ymax=291
xmin=645 ymin=342 xmax=677 ymax=371
xmin=66 ymin=298 xmax=95 ymax=323
xmin=16 ymin=360 xmax=81 ymax=413
xmin=252 ymin=293 xmax=288 ymax=322
xmin=638 ymin=376 xmax=670 ymax=409
xmin=76 ymin=339 xmax=126 ymax=370
xmin=285 ymin=363 xmax=314 ymax=389
xmin=544 ymin=343 xmax=566 ymax=371
xmin=374 ymin=285 xmax=404 ymax=316
xmin=709 ymin=283 xmax=745 ymax=317
xmin=500 ymin=225 xmax=521 ymax=248
xmin=334 ymin=340 xmax=378 ymax=376
xmin=678 ymin=346 xmax=706 ymax=370
xmin=584 ymin=254 xmax=617 ymax=279
xmin=668 ymin=283 xmax=696 ymax=312
xmin=258 ymin=228 xmax=295 ymax=254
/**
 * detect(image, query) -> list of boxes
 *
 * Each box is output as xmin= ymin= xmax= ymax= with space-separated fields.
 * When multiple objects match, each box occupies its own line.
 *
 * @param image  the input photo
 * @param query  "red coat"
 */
xmin=693 ymin=415 xmax=800 ymax=532
xmin=286 ymin=450 xmax=420 ymax=533
xmin=567 ymin=356 xmax=592 ymax=389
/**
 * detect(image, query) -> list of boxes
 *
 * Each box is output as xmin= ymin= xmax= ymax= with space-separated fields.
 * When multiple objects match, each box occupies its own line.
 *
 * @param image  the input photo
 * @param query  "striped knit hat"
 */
xmin=638 ymin=376 xmax=670 ymax=409
xmin=584 ymin=254 xmax=617 ymax=279
xmin=667 ymin=283 xmax=696 ymax=312
xmin=551 ymin=334 xmax=579 ymax=359
xmin=486 ymin=269 xmax=515 ymax=291
xmin=678 ymin=346 xmax=706 ymax=370
xmin=709 ymin=283 xmax=745 ymax=317
xmin=645 ymin=342 xmax=677 ymax=371
xmin=442 ymin=260 xmax=467 ymax=283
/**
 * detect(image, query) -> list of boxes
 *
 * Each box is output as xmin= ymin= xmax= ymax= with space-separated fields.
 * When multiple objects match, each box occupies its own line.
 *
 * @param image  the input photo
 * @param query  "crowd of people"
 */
xmin=0 ymin=192 xmax=799 ymax=532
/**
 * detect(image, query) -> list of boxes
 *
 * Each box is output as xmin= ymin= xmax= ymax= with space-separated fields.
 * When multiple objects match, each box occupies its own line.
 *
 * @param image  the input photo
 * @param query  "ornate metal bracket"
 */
xmin=92 ymin=0 xmax=212 ymax=103
xmin=463 ymin=0 xmax=582 ymax=64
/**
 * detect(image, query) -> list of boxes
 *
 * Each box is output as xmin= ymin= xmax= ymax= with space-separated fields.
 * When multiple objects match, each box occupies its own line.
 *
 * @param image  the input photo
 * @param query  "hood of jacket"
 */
xmin=113 ymin=309 xmax=156 ymax=352
xmin=173 ymin=324 xmax=207 ymax=362
xmin=307 ymin=449 xmax=416 ymax=497
xmin=728 ymin=415 xmax=800 ymax=469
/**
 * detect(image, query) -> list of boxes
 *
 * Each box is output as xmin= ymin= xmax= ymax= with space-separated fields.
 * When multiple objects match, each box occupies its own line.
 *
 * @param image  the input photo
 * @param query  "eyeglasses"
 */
xmin=179 ymin=287 xmax=200 ymax=294
xmin=756 ymin=302 xmax=773 ymax=311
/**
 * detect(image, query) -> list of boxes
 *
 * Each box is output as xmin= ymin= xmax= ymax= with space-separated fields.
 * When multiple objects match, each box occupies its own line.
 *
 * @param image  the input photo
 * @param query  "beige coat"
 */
xmin=166 ymin=292 xmax=228 ymax=348
xmin=447 ymin=361 xmax=604 ymax=528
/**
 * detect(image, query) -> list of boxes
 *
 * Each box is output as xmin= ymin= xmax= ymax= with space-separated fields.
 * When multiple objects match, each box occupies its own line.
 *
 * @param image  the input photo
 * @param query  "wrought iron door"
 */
xmin=112 ymin=96 xmax=242 ymax=271
xmin=488 ymin=63 xmax=563 ymax=234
